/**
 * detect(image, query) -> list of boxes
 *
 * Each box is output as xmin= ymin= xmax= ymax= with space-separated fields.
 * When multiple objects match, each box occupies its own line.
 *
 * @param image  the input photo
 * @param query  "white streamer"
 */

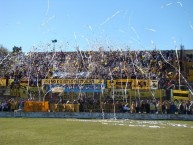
xmin=100 ymin=11 xmax=120 ymax=26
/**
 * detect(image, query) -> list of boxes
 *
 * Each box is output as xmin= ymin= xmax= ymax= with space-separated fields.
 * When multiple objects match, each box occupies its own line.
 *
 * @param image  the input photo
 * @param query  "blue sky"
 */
xmin=0 ymin=0 xmax=193 ymax=52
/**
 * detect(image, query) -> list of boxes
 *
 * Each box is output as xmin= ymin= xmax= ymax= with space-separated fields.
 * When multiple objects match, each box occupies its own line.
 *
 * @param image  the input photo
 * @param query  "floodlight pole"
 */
xmin=52 ymin=39 xmax=57 ymax=53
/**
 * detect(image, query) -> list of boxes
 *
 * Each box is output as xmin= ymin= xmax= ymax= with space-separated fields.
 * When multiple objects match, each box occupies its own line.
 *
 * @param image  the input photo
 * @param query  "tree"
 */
xmin=0 ymin=45 xmax=9 ymax=56
xmin=12 ymin=46 xmax=22 ymax=54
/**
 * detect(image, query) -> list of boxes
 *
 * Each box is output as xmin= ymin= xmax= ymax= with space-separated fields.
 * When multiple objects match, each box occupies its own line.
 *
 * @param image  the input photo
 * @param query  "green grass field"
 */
xmin=0 ymin=118 xmax=193 ymax=145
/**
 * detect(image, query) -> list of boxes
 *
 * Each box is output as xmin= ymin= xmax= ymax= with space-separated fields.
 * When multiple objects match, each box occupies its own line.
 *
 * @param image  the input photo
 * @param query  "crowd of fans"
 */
xmin=1 ymin=97 xmax=193 ymax=115
xmin=0 ymin=49 xmax=191 ymax=88
xmin=121 ymin=99 xmax=193 ymax=115
xmin=0 ymin=48 xmax=193 ymax=113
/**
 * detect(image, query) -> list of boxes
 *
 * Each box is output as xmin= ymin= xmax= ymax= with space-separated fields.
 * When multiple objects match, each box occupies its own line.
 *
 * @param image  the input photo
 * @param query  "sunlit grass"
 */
xmin=0 ymin=118 xmax=193 ymax=145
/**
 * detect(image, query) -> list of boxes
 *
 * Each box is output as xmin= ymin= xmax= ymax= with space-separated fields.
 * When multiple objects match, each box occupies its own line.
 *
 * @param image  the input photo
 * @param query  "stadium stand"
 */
xmin=0 ymin=49 xmax=193 ymax=114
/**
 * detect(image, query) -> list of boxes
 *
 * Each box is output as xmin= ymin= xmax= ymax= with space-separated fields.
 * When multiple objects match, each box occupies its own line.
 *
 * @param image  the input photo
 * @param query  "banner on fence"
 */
xmin=46 ymin=84 xmax=105 ymax=93
xmin=132 ymin=79 xmax=150 ymax=90
xmin=42 ymin=79 xmax=104 ymax=85
xmin=173 ymin=90 xmax=189 ymax=100
xmin=115 ymin=79 xmax=132 ymax=89
xmin=0 ymin=79 xmax=6 ymax=86
xmin=107 ymin=80 xmax=116 ymax=89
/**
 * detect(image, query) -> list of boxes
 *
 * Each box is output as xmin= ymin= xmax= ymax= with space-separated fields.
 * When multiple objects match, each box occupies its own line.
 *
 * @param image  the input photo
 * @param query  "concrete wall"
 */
xmin=0 ymin=112 xmax=193 ymax=120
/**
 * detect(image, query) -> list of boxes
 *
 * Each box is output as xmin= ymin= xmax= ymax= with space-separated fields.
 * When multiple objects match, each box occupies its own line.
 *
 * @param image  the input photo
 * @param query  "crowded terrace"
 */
xmin=0 ymin=47 xmax=193 ymax=114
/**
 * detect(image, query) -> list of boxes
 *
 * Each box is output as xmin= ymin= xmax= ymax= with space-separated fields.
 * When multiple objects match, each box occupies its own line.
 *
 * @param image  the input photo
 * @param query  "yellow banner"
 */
xmin=8 ymin=79 xmax=14 ymax=86
xmin=173 ymin=96 xmax=189 ymax=100
xmin=0 ymin=79 xmax=6 ymax=86
xmin=107 ymin=79 xmax=155 ymax=89
xmin=20 ymin=82 xmax=28 ymax=87
xmin=107 ymin=80 xmax=116 ymax=89
xmin=42 ymin=79 xmax=104 ymax=85
xmin=24 ymin=101 xmax=49 ymax=112
xmin=19 ymin=87 xmax=28 ymax=98
xmin=110 ymin=89 xmax=163 ymax=99
xmin=173 ymin=90 xmax=189 ymax=100
xmin=173 ymin=90 xmax=189 ymax=94
xmin=94 ymin=79 xmax=104 ymax=84
xmin=115 ymin=79 xmax=132 ymax=89
xmin=132 ymin=79 xmax=150 ymax=90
